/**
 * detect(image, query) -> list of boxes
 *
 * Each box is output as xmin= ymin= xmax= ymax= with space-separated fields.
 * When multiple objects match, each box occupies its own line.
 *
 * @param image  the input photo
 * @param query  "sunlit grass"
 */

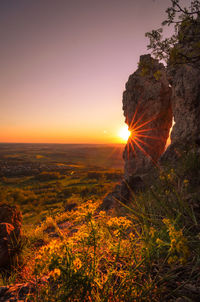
xmin=1 ymin=150 xmax=200 ymax=301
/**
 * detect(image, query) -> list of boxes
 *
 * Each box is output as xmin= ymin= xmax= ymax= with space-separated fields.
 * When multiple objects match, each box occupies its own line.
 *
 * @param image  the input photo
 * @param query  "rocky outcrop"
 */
xmin=101 ymin=55 xmax=172 ymax=209
xmin=169 ymin=65 xmax=200 ymax=145
xmin=0 ymin=204 xmax=22 ymax=273
xmin=161 ymin=64 xmax=200 ymax=162
xmin=161 ymin=15 xmax=200 ymax=161
xmin=102 ymin=20 xmax=200 ymax=209
xmin=123 ymin=54 xmax=172 ymax=179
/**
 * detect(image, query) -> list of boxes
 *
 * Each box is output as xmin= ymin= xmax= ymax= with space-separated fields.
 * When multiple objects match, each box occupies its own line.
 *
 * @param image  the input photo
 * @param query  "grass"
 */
xmin=31 ymin=150 xmax=200 ymax=301
xmin=1 ymin=147 xmax=200 ymax=301
xmin=0 ymin=168 xmax=121 ymax=225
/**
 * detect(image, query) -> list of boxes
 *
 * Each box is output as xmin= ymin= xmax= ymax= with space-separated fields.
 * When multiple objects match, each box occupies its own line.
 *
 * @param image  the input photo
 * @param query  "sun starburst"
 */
xmin=127 ymin=105 xmax=160 ymax=165
xmin=118 ymin=125 xmax=131 ymax=142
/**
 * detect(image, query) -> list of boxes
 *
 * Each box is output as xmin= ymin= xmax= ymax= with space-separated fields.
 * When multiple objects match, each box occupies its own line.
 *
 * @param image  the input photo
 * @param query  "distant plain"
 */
xmin=0 ymin=143 xmax=124 ymax=225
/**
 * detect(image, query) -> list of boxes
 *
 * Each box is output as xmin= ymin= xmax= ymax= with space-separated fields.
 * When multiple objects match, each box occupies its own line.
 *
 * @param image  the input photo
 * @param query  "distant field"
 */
xmin=0 ymin=143 xmax=125 ymax=168
xmin=0 ymin=143 xmax=125 ymax=225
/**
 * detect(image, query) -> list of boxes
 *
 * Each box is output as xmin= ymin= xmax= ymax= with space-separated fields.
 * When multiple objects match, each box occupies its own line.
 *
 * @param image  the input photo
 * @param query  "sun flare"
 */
xmin=118 ymin=125 xmax=131 ymax=142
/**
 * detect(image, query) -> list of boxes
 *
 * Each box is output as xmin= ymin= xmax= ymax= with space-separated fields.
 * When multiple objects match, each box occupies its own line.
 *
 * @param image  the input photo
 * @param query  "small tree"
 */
xmin=145 ymin=0 xmax=200 ymax=67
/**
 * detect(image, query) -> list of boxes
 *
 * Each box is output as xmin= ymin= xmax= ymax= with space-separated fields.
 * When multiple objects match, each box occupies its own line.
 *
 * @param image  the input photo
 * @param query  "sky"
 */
xmin=0 ymin=0 xmax=178 ymax=144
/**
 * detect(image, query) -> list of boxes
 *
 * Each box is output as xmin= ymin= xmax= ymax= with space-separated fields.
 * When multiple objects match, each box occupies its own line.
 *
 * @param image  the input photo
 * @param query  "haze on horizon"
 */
xmin=0 ymin=0 xmax=177 ymax=144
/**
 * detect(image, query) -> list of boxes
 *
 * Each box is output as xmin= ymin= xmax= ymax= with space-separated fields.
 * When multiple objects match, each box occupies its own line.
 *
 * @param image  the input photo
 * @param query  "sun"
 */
xmin=118 ymin=125 xmax=131 ymax=142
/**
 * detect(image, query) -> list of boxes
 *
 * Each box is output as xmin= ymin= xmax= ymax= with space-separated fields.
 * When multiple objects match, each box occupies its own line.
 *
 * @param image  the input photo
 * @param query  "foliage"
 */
xmin=1 ymin=147 xmax=200 ymax=300
xmin=145 ymin=0 xmax=200 ymax=67
xmin=34 ymin=205 xmax=159 ymax=301
xmin=28 ymin=155 xmax=200 ymax=301
xmin=0 ymin=164 xmax=120 ymax=225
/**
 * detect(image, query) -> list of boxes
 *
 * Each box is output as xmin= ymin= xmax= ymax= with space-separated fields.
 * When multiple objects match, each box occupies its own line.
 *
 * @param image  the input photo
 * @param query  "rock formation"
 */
xmin=161 ymin=16 xmax=200 ymax=161
xmin=101 ymin=55 xmax=172 ymax=209
xmin=169 ymin=65 xmax=200 ymax=145
xmin=102 ymin=20 xmax=200 ymax=209
xmin=123 ymin=54 xmax=172 ymax=181
xmin=161 ymin=64 xmax=200 ymax=162
xmin=0 ymin=203 xmax=22 ymax=273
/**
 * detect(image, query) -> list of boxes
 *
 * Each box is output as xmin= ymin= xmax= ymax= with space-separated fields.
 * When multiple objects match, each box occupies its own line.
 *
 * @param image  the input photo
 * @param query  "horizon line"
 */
xmin=0 ymin=142 xmax=126 ymax=145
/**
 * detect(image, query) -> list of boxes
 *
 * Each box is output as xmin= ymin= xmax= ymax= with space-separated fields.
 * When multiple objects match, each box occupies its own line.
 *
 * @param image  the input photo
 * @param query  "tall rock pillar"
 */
xmin=123 ymin=55 xmax=172 ymax=183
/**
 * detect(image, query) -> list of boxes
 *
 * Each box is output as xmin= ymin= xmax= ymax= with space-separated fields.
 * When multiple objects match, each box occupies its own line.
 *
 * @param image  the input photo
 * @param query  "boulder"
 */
xmin=0 ymin=223 xmax=15 ymax=268
xmin=100 ymin=176 xmax=146 ymax=210
xmin=0 ymin=203 xmax=22 ymax=237
xmin=0 ymin=204 xmax=22 ymax=272
xmin=99 ymin=183 xmax=127 ymax=211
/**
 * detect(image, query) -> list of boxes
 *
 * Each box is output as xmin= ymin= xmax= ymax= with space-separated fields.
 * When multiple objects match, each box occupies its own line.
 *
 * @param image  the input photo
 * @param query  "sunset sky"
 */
xmin=0 ymin=0 xmax=178 ymax=144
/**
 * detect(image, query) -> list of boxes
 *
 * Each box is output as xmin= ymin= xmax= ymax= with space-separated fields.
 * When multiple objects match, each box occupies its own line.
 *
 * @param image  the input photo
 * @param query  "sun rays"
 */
xmin=126 ymin=105 xmax=160 ymax=165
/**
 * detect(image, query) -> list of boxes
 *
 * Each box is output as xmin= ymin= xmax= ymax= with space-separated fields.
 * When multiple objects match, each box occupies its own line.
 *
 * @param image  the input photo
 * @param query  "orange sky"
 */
xmin=0 ymin=0 xmax=177 ymax=144
xmin=1 ymin=125 xmax=125 ymax=144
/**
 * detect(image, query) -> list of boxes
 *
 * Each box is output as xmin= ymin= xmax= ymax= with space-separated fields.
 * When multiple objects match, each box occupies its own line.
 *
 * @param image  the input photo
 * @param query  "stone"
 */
xmin=100 ymin=177 xmax=144 ymax=210
xmin=101 ymin=55 xmax=172 ymax=208
xmin=99 ymin=184 xmax=121 ymax=211
xmin=168 ymin=64 xmax=200 ymax=144
xmin=0 ymin=203 xmax=22 ymax=238
xmin=123 ymin=54 xmax=172 ymax=179
xmin=102 ymin=20 xmax=200 ymax=209
xmin=0 ymin=204 xmax=22 ymax=272
xmin=162 ymin=17 xmax=200 ymax=161
xmin=0 ymin=223 xmax=15 ymax=268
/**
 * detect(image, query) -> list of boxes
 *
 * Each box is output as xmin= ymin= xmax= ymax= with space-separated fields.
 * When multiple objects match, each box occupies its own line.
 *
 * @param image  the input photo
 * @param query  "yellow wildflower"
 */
xmin=169 ymin=238 xmax=176 ymax=252
xmin=168 ymin=255 xmax=178 ymax=264
xmin=156 ymin=238 xmax=165 ymax=247
xmin=73 ymin=258 xmax=82 ymax=270
xmin=129 ymin=232 xmax=135 ymax=240
xmin=149 ymin=227 xmax=156 ymax=238
xmin=101 ymin=274 xmax=108 ymax=284
xmin=107 ymin=216 xmax=132 ymax=230
xmin=113 ymin=230 xmax=120 ymax=237
xmin=99 ymin=211 xmax=106 ymax=218
xmin=162 ymin=218 xmax=170 ymax=226
xmin=50 ymin=268 xmax=61 ymax=278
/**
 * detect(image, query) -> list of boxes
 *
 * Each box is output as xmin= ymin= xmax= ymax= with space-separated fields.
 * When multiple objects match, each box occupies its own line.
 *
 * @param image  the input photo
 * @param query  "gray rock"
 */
xmin=123 ymin=54 xmax=172 ymax=178
xmin=102 ymin=20 xmax=200 ymax=208
xmin=162 ymin=16 xmax=200 ymax=161
xmin=167 ymin=64 xmax=200 ymax=145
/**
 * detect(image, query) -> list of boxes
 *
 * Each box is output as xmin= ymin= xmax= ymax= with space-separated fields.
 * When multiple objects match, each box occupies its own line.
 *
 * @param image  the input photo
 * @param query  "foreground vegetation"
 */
xmin=1 ymin=146 xmax=200 ymax=301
